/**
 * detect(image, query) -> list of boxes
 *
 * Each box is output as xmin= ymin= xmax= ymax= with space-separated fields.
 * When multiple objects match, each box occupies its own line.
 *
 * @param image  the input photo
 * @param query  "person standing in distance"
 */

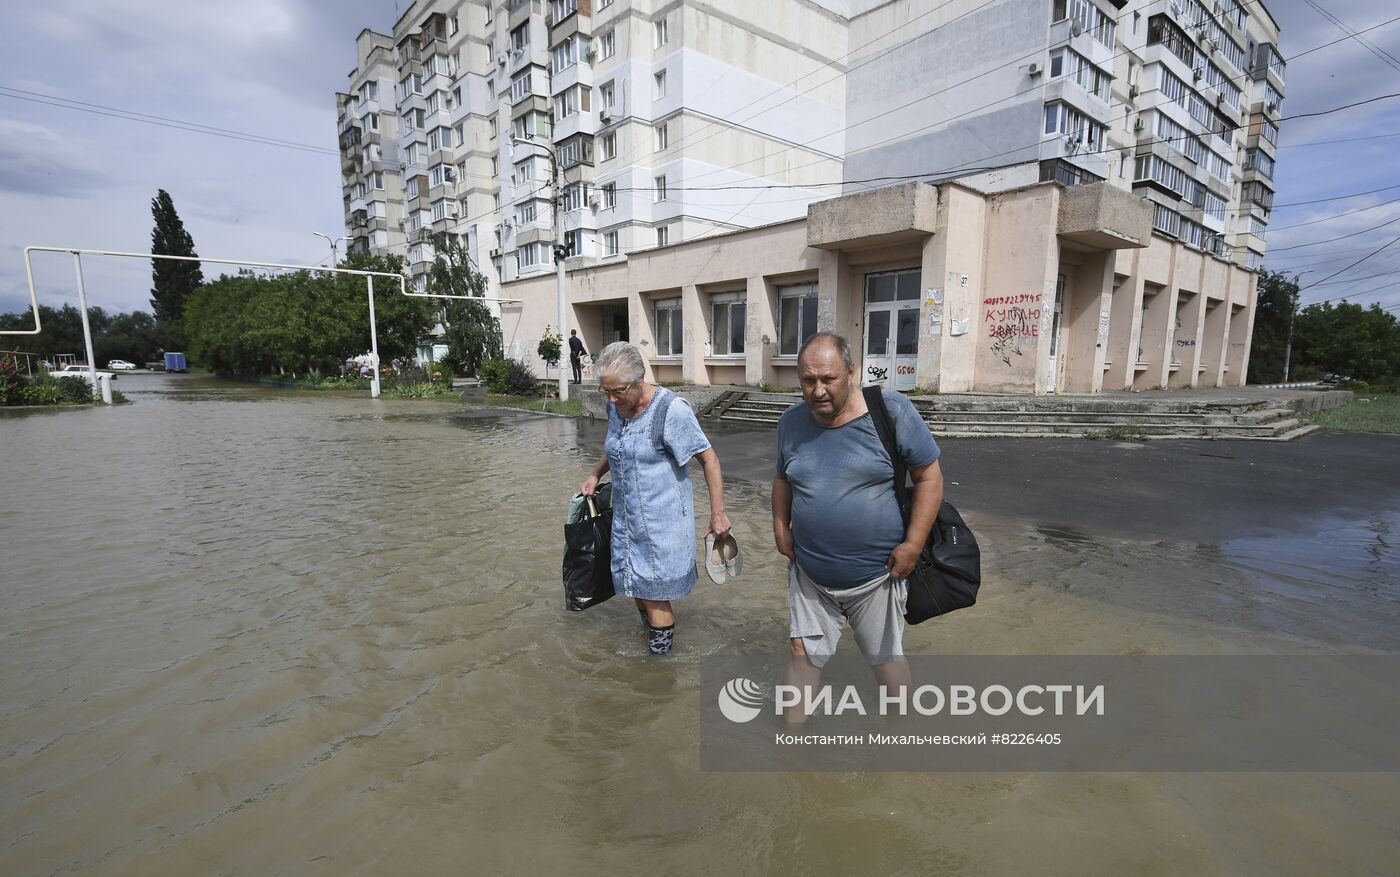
xmin=568 ymin=329 xmax=588 ymax=384
xmin=580 ymin=342 xmax=732 ymax=655
xmin=772 ymin=332 xmax=942 ymax=713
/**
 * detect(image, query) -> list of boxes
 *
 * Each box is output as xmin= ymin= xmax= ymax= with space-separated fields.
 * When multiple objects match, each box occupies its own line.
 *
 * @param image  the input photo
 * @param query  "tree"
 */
xmin=149 ymin=189 xmax=204 ymax=346
xmin=427 ymin=233 xmax=501 ymax=375
xmin=1291 ymin=300 xmax=1400 ymax=384
xmin=1247 ymin=270 xmax=1299 ymax=385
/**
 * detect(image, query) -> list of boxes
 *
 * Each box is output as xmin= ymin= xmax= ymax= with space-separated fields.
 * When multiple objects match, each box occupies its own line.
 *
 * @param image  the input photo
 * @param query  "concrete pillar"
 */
xmin=1064 ymin=250 xmax=1114 ymax=393
xmin=1134 ymin=282 xmax=1171 ymax=390
xmin=1200 ymin=298 xmax=1229 ymax=388
xmin=747 ymin=274 xmax=775 ymax=386
xmin=681 ymin=283 xmax=706 ymax=385
xmin=916 ymin=232 xmax=947 ymax=394
xmin=630 ymin=290 xmax=655 ymax=382
xmin=1169 ymin=289 xmax=1204 ymax=389
xmin=817 ymin=250 xmax=842 ymax=334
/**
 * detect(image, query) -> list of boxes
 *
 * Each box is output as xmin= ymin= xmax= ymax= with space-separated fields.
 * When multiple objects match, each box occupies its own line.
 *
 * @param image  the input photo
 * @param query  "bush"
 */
xmin=505 ymin=359 xmax=538 ymax=396
xmin=479 ymin=358 xmax=511 ymax=394
xmin=19 ymin=382 xmax=65 ymax=405
xmin=56 ymin=376 xmax=93 ymax=403
xmin=425 ymin=360 xmax=454 ymax=383
xmin=386 ymin=381 xmax=451 ymax=398
xmin=0 ymin=355 xmax=22 ymax=405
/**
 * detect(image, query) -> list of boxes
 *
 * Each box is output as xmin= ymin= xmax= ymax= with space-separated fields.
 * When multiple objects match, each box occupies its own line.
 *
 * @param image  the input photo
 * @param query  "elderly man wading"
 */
xmin=580 ymin=342 xmax=733 ymax=655
xmin=773 ymin=332 xmax=943 ymax=710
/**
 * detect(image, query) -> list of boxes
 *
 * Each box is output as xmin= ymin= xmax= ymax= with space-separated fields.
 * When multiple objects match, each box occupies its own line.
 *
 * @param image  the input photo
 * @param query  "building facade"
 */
xmin=337 ymin=30 xmax=408 ymax=258
xmin=337 ymin=0 xmax=850 ymax=299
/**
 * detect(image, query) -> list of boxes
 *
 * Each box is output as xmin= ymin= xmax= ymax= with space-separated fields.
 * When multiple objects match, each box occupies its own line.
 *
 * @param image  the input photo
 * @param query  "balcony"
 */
xmin=1058 ymin=181 xmax=1153 ymax=250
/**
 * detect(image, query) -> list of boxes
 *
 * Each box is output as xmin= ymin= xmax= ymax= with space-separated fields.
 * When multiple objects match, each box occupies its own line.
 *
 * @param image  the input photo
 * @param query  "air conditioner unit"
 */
xmin=1134 ymin=117 xmax=1145 ymax=132
xmin=1193 ymin=67 xmax=1203 ymax=81
xmin=1027 ymin=62 xmax=1042 ymax=76
xmin=489 ymin=248 xmax=501 ymax=258
xmin=588 ymin=197 xmax=600 ymax=210
xmin=586 ymin=42 xmax=597 ymax=60
xmin=1129 ymin=84 xmax=1139 ymax=98
xmin=1215 ymin=93 xmax=1226 ymax=106
xmin=497 ymin=53 xmax=507 ymax=66
xmin=599 ymin=109 xmax=612 ymax=123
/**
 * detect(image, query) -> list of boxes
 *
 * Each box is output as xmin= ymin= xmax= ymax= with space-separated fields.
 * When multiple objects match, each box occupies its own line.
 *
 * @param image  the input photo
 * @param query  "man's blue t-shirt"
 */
xmin=776 ymin=390 xmax=940 ymax=589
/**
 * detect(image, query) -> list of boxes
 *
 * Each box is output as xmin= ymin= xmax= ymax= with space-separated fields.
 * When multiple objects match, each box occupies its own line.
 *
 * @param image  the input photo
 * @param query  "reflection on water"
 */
xmin=1 ymin=375 xmax=1396 ymax=875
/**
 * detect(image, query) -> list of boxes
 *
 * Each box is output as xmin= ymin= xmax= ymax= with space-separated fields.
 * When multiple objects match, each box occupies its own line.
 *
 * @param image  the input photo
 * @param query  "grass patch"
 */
xmin=483 ymin=394 xmax=584 ymax=416
xmin=1085 ymin=426 xmax=1149 ymax=442
xmin=1302 ymin=393 xmax=1400 ymax=434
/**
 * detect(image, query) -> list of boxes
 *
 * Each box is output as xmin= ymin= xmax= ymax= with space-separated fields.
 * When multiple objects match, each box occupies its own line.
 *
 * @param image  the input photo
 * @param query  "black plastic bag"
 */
xmin=903 ymin=501 xmax=982 ymax=624
xmin=563 ymin=488 xmax=615 ymax=611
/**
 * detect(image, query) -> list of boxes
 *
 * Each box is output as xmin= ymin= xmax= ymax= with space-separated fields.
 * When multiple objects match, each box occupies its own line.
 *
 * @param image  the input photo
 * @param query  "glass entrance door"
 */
xmin=863 ymin=269 xmax=921 ymax=390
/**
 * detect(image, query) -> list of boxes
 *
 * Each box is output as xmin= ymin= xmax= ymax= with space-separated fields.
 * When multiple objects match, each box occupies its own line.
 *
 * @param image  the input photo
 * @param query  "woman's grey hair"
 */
xmin=797 ymin=332 xmax=854 ymax=371
xmin=594 ymin=341 xmax=646 ymax=384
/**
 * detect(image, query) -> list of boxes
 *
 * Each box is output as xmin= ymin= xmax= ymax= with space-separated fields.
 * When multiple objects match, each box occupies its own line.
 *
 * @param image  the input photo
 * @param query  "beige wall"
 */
xmin=499 ymin=181 xmax=1261 ymax=394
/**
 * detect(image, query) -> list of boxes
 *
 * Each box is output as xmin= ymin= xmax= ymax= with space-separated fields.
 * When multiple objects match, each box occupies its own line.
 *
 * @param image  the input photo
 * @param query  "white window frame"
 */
xmin=654 ymin=175 xmax=667 ymax=202
xmin=653 ymin=296 xmax=682 ymax=355
xmin=654 ymin=17 xmax=668 ymax=48
xmin=709 ymin=292 xmax=747 ymax=356
xmin=655 ymin=122 xmax=668 ymax=151
xmin=654 ymin=70 xmax=667 ymax=99
xmin=602 ymin=182 xmax=617 ymax=209
xmin=777 ymin=283 xmax=818 ymax=356
xmin=604 ymin=230 xmax=619 ymax=256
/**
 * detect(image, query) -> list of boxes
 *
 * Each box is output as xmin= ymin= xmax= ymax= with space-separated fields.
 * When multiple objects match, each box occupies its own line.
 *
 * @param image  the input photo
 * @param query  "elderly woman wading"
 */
xmin=580 ymin=341 xmax=732 ymax=655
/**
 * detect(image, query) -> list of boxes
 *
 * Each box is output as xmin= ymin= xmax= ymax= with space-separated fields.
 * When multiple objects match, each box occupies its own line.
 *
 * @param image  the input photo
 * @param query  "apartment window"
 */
xmin=1245 ymin=215 xmax=1268 ymax=240
xmin=1134 ymin=154 xmax=1190 ymax=198
xmin=428 ymin=126 xmax=451 ymax=151
xmin=655 ymin=122 xmax=668 ymax=151
xmin=602 ymin=182 xmax=617 ymax=209
xmin=602 ymin=132 xmax=616 ymax=160
xmin=487 ymin=80 xmax=495 ymax=101
xmin=459 ymin=198 xmax=470 ymax=218
xmin=407 ymin=211 xmax=422 ymax=233
xmin=599 ymin=0 xmax=613 ymax=8
xmin=1259 ymin=118 xmax=1279 ymax=146
xmin=510 ymin=23 xmax=528 ymax=51
xmin=406 ymin=176 xmax=421 ymax=199
xmin=604 ymin=231 xmax=619 ymax=255
xmin=490 ymin=156 xmax=498 ymax=176
xmin=654 ymin=70 xmax=667 ymax=99
xmin=1203 ymin=191 xmax=1226 ymax=221
xmin=351 ymin=182 xmax=366 ymax=199
xmin=363 ymin=112 xmax=379 ymax=131
xmin=405 ymin=142 xmax=426 ymax=165
xmin=1244 ymin=149 xmax=1276 ymax=178
xmin=451 ymin=86 xmax=462 ymax=107
xmin=511 ymin=71 xmax=531 ymax=104
xmin=654 ymin=17 xmax=668 ymax=48
xmin=710 ymin=292 xmax=746 ymax=356
xmin=1244 ymin=248 xmax=1265 ymax=270
xmin=371 ymin=171 xmax=384 ymax=189
xmin=449 ymin=14 xmax=458 ymax=35
xmin=552 ymin=36 xmax=578 ymax=74
xmin=514 ymin=158 xmax=535 ymax=184
xmin=656 ymin=225 xmax=669 ymax=246
xmin=489 ymin=117 xmax=498 ymax=138
xmin=1043 ymin=101 xmax=1105 ymax=151
xmin=654 ymin=297 xmax=682 ymax=355
xmin=601 ymin=81 xmax=615 ymax=108
xmin=600 ymin=30 xmax=616 ymax=60
xmin=1152 ymin=205 xmax=1179 ymax=237
xmin=778 ymin=283 xmax=818 ymax=356
xmin=1048 ymin=47 xmax=1110 ymax=101
xmin=431 ymin=199 xmax=457 ymax=222
xmin=517 ymin=242 xmax=542 ymax=269
xmin=1051 ymin=0 xmax=1115 ymax=48
xmin=564 ymin=228 xmax=582 ymax=257
xmin=361 ymin=81 xmax=377 ymax=101
xmin=429 ymin=163 xmax=449 ymax=187
xmin=557 ymin=134 xmax=593 ymax=168
xmin=551 ymin=0 xmax=578 ymax=22
xmin=654 ymin=175 xmax=667 ymax=201
xmin=554 ymin=84 xmax=591 ymax=121
xmin=562 ymin=182 xmax=590 ymax=212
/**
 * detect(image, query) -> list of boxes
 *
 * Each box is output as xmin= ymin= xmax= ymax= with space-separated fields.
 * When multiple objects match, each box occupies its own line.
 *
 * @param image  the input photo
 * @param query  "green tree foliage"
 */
xmin=149 ymin=189 xmax=204 ymax=346
xmin=0 ymin=304 xmax=162 ymax=366
xmin=426 ymin=233 xmax=501 ymax=375
xmin=183 ymin=252 xmax=436 ymax=375
xmin=537 ymin=326 xmax=562 ymax=366
xmin=1292 ymin=301 xmax=1400 ymax=384
xmin=1247 ymin=270 xmax=1298 ymax=385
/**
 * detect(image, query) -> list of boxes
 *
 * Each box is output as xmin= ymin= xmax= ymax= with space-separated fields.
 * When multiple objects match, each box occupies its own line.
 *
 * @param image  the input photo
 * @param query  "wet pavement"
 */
xmin=0 ymin=374 xmax=1396 ymax=876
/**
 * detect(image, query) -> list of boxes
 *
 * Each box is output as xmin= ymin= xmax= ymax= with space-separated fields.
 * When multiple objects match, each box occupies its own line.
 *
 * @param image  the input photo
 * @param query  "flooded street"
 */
xmin=2 ymin=375 xmax=1396 ymax=876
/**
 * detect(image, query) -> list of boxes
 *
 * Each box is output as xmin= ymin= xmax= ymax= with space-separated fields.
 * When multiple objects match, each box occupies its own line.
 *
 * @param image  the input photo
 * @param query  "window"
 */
xmin=405 ymin=141 xmax=426 ymax=164
xmin=371 ymin=171 xmax=384 ymax=189
xmin=1051 ymin=0 xmax=1115 ymax=48
xmin=451 ymin=86 xmax=461 ymax=108
xmin=1244 ymin=248 xmax=1265 ymax=270
xmin=1048 ymin=47 xmax=1110 ymax=101
xmin=1244 ymin=149 xmax=1276 ymax=178
xmin=487 ymin=80 xmax=495 ymax=101
xmin=604 ymin=231 xmax=619 ymax=255
xmin=551 ymin=0 xmax=578 ymax=22
xmin=449 ymin=14 xmax=458 ymax=35
xmin=510 ymin=23 xmax=528 ymax=51
xmin=602 ymin=182 xmax=616 ymax=209
xmin=511 ymin=71 xmax=531 ymax=103
xmin=654 ymin=70 xmax=667 ymax=99
xmin=431 ymin=199 xmax=457 ymax=222
xmin=1043 ymin=102 xmax=1105 ymax=151
xmin=351 ymin=182 xmax=366 ymax=199
xmin=562 ymin=182 xmax=590 ymax=212
xmin=654 ymin=175 xmax=667 ymax=201
xmin=514 ymin=158 xmax=535 ymax=184
xmin=600 ymin=30 xmax=616 ymax=60
xmin=599 ymin=0 xmax=613 ymax=8
xmin=517 ymin=242 xmax=542 ymax=269
xmin=654 ymin=297 xmax=682 ymax=355
xmin=406 ymin=176 xmax=421 ymax=199
xmin=552 ymin=36 xmax=578 ymax=74
xmin=1259 ymin=117 xmax=1279 ymax=146
xmin=363 ymin=112 xmax=379 ymax=131
xmin=554 ymin=84 xmax=590 ymax=121
xmin=1245 ymin=215 xmax=1268 ymax=240
xmin=1133 ymin=154 xmax=1190 ymax=198
xmin=602 ymin=132 xmax=616 ymax=160
xmin=710 ymin=292 xmax=746 ymax=356
xmin=428 ymin=163 xmax=449 ymax=187
xmin=655 ymin=17 xmax=668 ymax=48
xmin=564 ymin=229 xmax=582 ymax=256
xmin=490 ymin=156 xmax=498 ymax=176
xmin=655 ymin=122 xmax=668 ymax=151
xmin=360 ymin=81 xmax=377 ymax=101
xmin=601 ymin=80 xmax=615 ymax=108
xmin=489 ymin=117 xmax=498 ymax=138
xmin=656 ymin=225 xmax=669 ymax=247
xmin=557 ymin=134 xmax=593 ymax=167
xmin=428 ymin=126 xmax=451 ymax=151
xmin=403 ymin=108 xmax=425 ymax=132
xmin=778 ymin=283 xmax=818 ymax=356
xmin=1203 ymin=191 xmax=1226 ymax=221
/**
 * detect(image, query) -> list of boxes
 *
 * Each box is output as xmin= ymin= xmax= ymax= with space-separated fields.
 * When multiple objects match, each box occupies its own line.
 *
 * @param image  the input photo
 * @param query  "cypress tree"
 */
xmin=149 ymin=189 xmax=204 ymax=328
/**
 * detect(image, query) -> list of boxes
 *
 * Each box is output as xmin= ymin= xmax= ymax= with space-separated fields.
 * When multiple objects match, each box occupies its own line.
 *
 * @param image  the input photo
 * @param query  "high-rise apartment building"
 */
xmin=337 ymin=30 xmax=408 ymax=258
xmin=338 ymin=0 xmax=849 ymax=295
xmin=840 ymin=0 xmax=1284 ymax=274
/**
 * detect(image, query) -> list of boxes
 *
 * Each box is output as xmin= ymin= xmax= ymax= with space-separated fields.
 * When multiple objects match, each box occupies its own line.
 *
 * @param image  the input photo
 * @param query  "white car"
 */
xmin=106 ymin=359 xmax=137 ymax=370
xmin=52 ymin=364 xmax=114 ymax=380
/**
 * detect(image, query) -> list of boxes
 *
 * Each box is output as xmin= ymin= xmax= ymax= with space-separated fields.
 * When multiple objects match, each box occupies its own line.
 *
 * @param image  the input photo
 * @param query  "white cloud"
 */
xmin=0 ymin=118 xmax=111 ymax=196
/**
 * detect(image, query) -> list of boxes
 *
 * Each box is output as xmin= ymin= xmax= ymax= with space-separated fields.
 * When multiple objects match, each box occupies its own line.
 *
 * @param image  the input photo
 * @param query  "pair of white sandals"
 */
xmin=704 ymin=533 xmax=742 ymax=585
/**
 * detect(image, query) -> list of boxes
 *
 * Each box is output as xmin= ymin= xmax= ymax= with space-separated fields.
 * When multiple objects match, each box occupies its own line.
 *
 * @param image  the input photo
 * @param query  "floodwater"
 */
xmin=1 ymin=375 xmax=1396 ymax=876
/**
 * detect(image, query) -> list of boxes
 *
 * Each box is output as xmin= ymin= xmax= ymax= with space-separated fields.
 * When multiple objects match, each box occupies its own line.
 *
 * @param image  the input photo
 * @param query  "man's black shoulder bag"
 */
xmin=862 ymin=387 xmax=982 ymax=624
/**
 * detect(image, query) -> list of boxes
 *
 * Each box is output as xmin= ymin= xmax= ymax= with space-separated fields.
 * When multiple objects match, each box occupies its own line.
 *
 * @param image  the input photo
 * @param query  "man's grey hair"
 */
xmin=797 ymin=332 xmax=854 ymax=371
xmin=594 ymin=341 xmax=646 ymax=384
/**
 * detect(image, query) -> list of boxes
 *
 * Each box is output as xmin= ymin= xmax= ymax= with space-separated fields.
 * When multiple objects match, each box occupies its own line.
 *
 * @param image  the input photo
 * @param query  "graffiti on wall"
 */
xmin=985 ymin=293 xmax=1043 ymax=367
xmin=867 ymin=365 xmax=889 ymax=382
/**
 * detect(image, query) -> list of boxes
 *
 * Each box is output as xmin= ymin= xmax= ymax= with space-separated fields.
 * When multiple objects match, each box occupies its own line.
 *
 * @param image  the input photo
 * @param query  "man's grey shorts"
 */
xmin=788 ymin=561 xmax=908 ymax=667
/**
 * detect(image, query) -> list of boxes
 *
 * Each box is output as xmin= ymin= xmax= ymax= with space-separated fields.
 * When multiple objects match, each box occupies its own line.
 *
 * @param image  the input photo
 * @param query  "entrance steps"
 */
xmin=700 ymin=390 xmax=1327 ymax=441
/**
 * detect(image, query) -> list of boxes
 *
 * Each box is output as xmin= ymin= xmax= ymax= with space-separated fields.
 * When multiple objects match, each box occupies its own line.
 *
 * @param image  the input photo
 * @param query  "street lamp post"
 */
xmin=313 ymin=232 xmax=347 ymax=268
xmin=514 ymin=135 xmax=569 ymax=402
xmin=1284 ymin=270 xmax=1313 ymax=383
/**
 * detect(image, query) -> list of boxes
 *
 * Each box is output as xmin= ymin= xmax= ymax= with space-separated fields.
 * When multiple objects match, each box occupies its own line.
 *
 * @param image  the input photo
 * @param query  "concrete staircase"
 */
xmin=701 ymin=390 xmax=1329 ymax=441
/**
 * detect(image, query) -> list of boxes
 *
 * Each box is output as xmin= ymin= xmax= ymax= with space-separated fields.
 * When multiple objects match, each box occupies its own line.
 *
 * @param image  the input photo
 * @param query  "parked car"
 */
xmin=106 ymin=359 xmax=137 ymax=370
xmin=52 ymin=364 xmax=114 ymax=381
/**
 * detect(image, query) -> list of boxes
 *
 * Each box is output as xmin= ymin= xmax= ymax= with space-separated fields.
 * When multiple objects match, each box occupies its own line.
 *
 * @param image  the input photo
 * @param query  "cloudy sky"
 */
xmin=0 ymin=0 xmax=1397 ymax=320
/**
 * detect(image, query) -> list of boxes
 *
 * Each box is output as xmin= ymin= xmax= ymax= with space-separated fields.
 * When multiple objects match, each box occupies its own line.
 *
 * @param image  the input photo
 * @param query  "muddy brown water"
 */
xmin=1 ymin=375 xmax=1396 ymax=875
